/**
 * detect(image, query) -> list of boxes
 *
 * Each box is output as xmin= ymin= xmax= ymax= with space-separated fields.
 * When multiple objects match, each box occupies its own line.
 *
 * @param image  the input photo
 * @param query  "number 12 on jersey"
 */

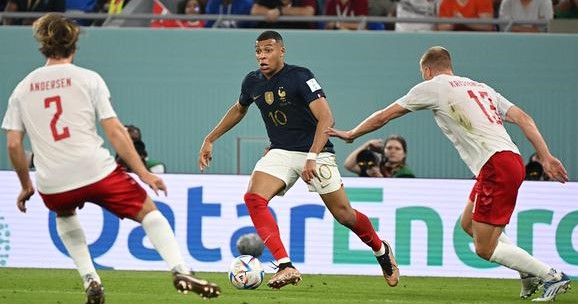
xmin=45 ymin=95 xmax=71 ymax=141
xmin=467 ymin=90 xmax=503 ymax=125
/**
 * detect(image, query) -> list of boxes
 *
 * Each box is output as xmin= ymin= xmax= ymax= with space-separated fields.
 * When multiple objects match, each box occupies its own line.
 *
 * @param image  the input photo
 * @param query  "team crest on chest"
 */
xmin=265 ymin=91 xmax=275 ymax=105
xmin=277 ymin=87 xmax=287 ymax=103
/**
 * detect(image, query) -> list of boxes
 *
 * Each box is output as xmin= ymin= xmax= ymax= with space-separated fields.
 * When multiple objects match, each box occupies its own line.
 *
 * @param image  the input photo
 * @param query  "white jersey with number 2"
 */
xmin=395 ymin=74 xmax=519 ymax=176
xmin=2 ymin=63 xmax=118 ymax=194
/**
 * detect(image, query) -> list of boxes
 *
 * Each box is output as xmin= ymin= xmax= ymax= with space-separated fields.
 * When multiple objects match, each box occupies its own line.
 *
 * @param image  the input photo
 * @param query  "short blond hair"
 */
xmin=420 ymin=46 xmax=453 ymax=73
xmin=33 ymin=13 xmax=80 ymax=59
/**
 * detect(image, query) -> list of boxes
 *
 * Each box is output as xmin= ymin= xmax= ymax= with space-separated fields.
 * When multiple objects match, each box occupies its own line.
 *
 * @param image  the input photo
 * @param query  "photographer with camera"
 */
xmin=343 ymin=135 xmax=415 ymax=178
xmin=525 ymin=152 xmax=550 ymax=181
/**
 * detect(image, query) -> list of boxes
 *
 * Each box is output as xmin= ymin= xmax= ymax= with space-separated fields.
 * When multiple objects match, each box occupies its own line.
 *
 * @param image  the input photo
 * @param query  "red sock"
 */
xmin=351 ymin=209 xmax=383 ymax=252
xmin=244 ymin=193 xmax=289 ymax=261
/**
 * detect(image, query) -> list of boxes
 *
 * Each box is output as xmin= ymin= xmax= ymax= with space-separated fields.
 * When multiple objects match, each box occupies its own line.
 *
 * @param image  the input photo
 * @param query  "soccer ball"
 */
xmin=236 ymin=233 xmax=265 ymax=258
xmin=228 ymin=255 xmax=265 ymax=290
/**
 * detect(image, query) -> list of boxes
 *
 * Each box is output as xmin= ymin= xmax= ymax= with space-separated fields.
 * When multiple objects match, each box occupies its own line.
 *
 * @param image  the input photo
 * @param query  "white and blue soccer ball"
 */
xmin=228 ymin=255 xmax=265 ymax=290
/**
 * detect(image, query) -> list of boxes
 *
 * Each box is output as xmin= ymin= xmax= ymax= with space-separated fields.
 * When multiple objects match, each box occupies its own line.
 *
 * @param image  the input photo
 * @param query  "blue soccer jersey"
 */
xmin=239 ymin=64 xmax=335 ymax=153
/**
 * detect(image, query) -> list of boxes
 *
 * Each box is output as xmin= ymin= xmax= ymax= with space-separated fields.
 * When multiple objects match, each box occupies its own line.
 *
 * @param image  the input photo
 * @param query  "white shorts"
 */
xmin=253 ymin=149 xmax=343 ymax=196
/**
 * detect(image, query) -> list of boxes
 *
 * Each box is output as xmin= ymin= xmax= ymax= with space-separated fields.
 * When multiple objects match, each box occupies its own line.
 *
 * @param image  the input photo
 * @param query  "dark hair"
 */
xmin=33 ymin=13 xmax=80 ymax=59
xmin=257 ymin=31 xmax=284 ymax=45
xmin=125 ymin=125 xmax=142 ymax=141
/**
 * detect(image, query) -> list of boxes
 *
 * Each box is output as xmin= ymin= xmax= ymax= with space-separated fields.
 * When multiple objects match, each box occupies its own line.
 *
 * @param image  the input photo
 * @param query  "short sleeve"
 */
xmin=438 ymin=0 xmax=453 ymax=17
xmin=296 ymin=69 xmax=326 ymax=104
xmin=494 ymin=92 xmax=514 ymax=119
xmin=351 ymin=0 xmax=368 ymax=15
xmin=395 ymin=81 xmax=439 ymax=112
xmin=498 ymin=0 xmax=512 ymax=19
xmin=477 ymin=0 xmax=493 ymax=15
xmin=239 ymin=74 xmax=253 ymax=106
xmin=325 ymin=0 xmax=337 ymax=15
xmin=539 ymin=0 xmax=554 ymax=20
xmin=1 ymin=93 xmax=25 ymax=132
xmin=92 ymin=73 xmax=116 ymax=121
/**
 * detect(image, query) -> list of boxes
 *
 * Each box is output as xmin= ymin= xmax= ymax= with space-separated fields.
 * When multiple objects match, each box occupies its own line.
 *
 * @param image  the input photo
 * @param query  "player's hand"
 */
xmin=198 ymin=141 xmax=213 ymax=172
xmin=367 ymin=139 xmax=384 ymax=152
xmin=16 ymin=185 xmax=35 ymax=213
xmin=301 ymin=159 xmax=320 ymax=184
xmin=141 ymin=173 xmax=168 ymax=196
xmin=541 ymin=156 xmax=569 ymax=183
xmin=325 ymin=127 xmax=354 ymax=143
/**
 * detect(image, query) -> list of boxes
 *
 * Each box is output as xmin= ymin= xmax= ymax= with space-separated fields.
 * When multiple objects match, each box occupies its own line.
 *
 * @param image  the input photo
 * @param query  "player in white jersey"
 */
xmin=1 ymin=13 xmax=219 ymax=304
xmin=327 ymin=46 xmax=570 ymax=302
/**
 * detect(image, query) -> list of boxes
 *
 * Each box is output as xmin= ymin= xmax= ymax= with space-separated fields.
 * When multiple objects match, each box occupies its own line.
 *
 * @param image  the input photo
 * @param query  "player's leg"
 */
xmin=55 ymin=210 xmax=105 ymax=304
xmin=40 ymin=189 xmax=104 ymax=304
xmin=471 ymin=152 xmax=569 ymax=301
xmin=319 ymin=188 xmax=399 ymax=287
xmin=245 ymin=171 xmax=301 ymax=289
xmin=472 ymin=220 xmax=569 ymax=301
xmin=461 ymin=199 xmax=539 ymax=298
xmin=128 ymin=198 xmax=220 ymax=298
xmin=245 ymin=149 xmax=302 ymax=289
xmin=95 ymin=166 xmax=219 ymax=298
xmin=311 ymin=153 xmax=398 ymax=287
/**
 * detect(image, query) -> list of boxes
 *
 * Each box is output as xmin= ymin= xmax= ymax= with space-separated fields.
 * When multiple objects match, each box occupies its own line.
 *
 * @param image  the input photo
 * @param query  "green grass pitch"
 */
xmin=0 ymin=268 xmax=575 ymax=304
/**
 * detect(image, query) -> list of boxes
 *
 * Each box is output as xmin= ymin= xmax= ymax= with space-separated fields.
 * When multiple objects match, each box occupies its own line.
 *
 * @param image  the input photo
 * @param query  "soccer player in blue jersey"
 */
xmin=198 ymin=30 xmax=399 ymax=290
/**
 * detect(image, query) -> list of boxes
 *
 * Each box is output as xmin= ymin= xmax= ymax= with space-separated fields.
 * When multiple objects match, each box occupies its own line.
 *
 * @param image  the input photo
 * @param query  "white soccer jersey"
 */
xmin=395 ymin=74 xmax=519 ymax=176
xmin=2 ymin=63 xmax=118 ymax=194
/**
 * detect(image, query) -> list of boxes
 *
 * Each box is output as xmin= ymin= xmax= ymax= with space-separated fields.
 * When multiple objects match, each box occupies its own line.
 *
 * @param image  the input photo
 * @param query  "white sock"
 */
xmin=497 ymin=233 xmax=528 ymax=278
xmin=56 ymin=215 xmax=100 ymax=289
xmin=489 ymin=241 xmax=559 ymax=281
xmin=141 ymin=210 xmax=189 ymax=274
xmin=277 ymin=257 xmax=291 ymax=264
xmin=374 ymin=243 xmax=386 ymax=256
xmin=498 ymin=232 xmax=514 ymax=244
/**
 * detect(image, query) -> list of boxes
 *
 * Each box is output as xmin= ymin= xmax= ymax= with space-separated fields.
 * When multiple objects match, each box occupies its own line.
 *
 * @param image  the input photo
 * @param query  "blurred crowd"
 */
xmin=1 ymin=0 xmax=576 ymax=31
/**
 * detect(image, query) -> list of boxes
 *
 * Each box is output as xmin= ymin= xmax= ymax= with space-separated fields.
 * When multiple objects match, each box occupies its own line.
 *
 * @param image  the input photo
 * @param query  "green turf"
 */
xmin=0 ymin=268 xmax=575 ymax=304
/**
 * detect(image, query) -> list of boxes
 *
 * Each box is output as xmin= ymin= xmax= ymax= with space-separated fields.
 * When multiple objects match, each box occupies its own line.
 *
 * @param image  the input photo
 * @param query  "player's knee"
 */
xmin=460 ymin=218 xmax=472 ymax=236
xmin=474 ymin=246 xmax=493 ymax=261
xmin=333 ymin=208 xmax=356 ymax=228
xmin=244 ymin=193 xmax=268 ymax=212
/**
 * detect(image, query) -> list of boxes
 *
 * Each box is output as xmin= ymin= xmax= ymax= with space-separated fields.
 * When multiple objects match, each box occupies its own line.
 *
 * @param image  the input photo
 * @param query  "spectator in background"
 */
xmin=395 ymin=0 xmax=438 ymax=32
xmin=179 ymin=0 xmax=205 ymax=14
xmin=3 ymin=0 xmax=65 ymax=25
xmin=325 ymin=0 xmax=369 ymax=30
xmin=554 ymin=0 xmax=577 ymax=18
xmin=66 ymin=0 xmax=98 ymax=26
xmin=116 ymin=125 xmax=166 ymax=174
xmin=525 ymin=153 xmax=549 ymax=180
xmin=251 ymin=0 xmax=319 ymax=29
xmin=344 ymin=136 xmax=415 ymax=178
xmin=177 ymin=0 xmax=206 ymax=28
xmin=499 ymin=0 xmax=553 ymax=32
xmin=367 ymin=0 xmax=396 ymax=30
xmin=437 ymin=0 xmax=495 ymax=31
xmin=205 ymin=0 xmax=254 ymax=28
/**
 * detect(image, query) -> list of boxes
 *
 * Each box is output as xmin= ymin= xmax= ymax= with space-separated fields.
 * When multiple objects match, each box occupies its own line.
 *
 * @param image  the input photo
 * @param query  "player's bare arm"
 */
xmin=6 ymin=130 xmax=35 ymax=212
xmin=102 ymin=117 xmax=168 ymax=195
xmin=199 ymin=101 xmax=249 ymax=171
xmin=506 ymin=106 xmax=568 ymax=183
xmin=302 ymin=97 xmax=333 ymax=183
xmin=326 ymin=103 xmax=409 ymax=142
